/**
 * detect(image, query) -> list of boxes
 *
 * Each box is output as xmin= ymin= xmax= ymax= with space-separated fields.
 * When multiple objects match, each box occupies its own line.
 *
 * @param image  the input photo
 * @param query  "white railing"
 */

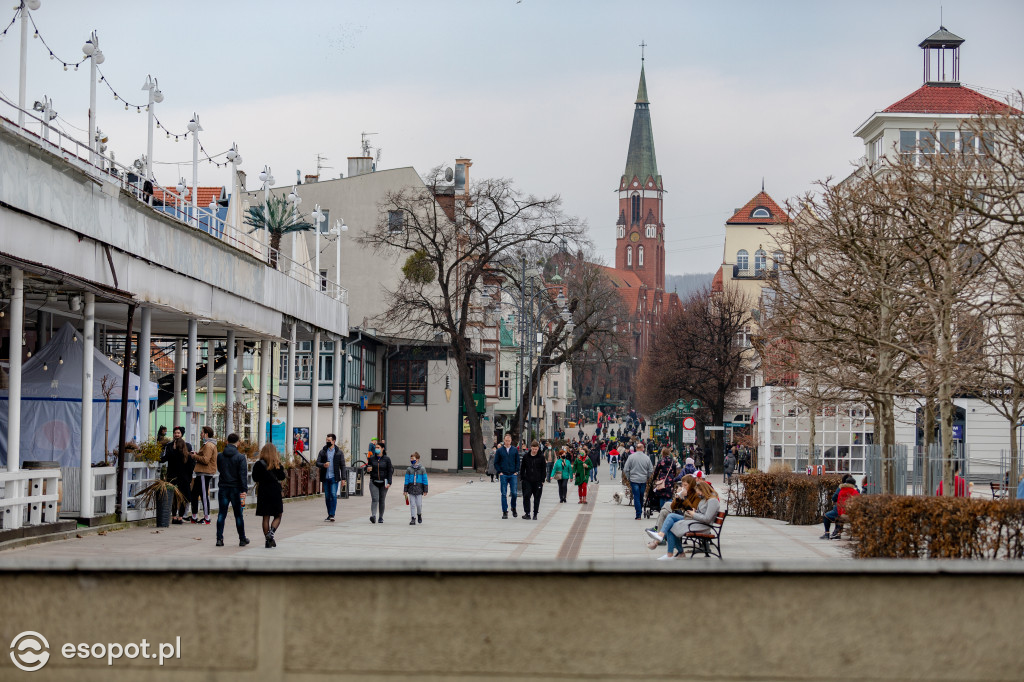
xmin=0 ymin=94 xmax=348 ymax=306
xmin=121 ymin=461 xmax=257 ymax=521
xmin=92 ymin=467 xmax=117 ymax=516
xmin=0 ymin=469 xmax=61 ymax=530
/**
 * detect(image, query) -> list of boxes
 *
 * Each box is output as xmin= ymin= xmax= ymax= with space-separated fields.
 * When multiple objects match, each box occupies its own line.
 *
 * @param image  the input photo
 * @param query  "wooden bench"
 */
xmin=682 ymin=510 xmax=728 ymax=559
xmin=991 ymin=482 xmax=1010 ymax=500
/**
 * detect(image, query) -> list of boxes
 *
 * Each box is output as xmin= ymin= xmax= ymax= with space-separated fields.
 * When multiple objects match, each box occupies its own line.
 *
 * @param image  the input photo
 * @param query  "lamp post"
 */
xmin=82 ymin=30 xmax=104 ymax=167
xmin=311 ymin=204 xmax=326 ymax=291
xmin=258 ymin=165 xmax=274 ymax=258
xmin=141 ymin=75 xmax=163 ymax=182
xmin=327 ymin=219 xmax=348 ymax=299
xmin=18 ymin=0 xmax=41 ymax=127
xmin=175 ymin=177 xmax=187 ymax=222
xmin=187 ymin=114 xmax=202 ymax=227
xmin=32 ymin=96 xmax=56 ymax=143
xmin=225 ymin=143 xmax=241 ymax=231
xmin=287 ymin=187 xmax=302 ymax=274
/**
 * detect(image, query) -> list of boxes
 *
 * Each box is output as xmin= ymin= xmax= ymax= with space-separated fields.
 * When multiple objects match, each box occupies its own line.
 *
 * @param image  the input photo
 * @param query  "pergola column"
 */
xmin=138 ymin=307 xmax=151 ymax=440
xmin=186 ymin=319 xmax=197 ymax=445
xmin=310 ymin=330 xmax=320 ymax=453
xmin=225 ymin=330 xmax=235 ymax=436
xmin=7 ymin=269 xmax=24 ymax=476
xmin=172 ymin=340 xmax=182 ymax=430
xmin=286 ymin=322 xmax=296 ymax=459
xmin=80 ymin=292 xmax=96 ymax=518
xmin=258 ymin=338 xmax=270 ymax=448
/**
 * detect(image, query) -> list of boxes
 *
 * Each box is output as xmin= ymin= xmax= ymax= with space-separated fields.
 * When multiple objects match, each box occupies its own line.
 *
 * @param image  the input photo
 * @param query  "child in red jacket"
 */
xmin=821 ymin=474 xmax=860 ymax=540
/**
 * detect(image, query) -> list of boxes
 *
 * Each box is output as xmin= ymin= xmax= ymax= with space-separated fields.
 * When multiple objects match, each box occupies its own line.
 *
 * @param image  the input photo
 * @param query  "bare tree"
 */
xmin=636 ymin=285 xmax=751 ymax=471
xmin=361 ymin=166 xmax=585 ymax=470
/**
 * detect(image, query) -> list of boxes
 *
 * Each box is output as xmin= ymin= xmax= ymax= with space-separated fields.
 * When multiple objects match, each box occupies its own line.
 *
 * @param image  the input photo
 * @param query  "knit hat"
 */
xmin=695 ymin=470 xmax=704 ymax=479
xmin=685 ymin=457 xmax=694 ymax=465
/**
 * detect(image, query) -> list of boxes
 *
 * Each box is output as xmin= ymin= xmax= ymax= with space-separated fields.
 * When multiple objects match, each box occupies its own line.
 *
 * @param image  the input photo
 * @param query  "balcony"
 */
xmin=733 ymin=265 xmax=779 ymax=280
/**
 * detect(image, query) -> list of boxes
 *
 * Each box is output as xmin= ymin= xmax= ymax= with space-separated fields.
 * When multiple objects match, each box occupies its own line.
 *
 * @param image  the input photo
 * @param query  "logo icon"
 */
xmin=10 ymin=632 xmax=49 ymax=672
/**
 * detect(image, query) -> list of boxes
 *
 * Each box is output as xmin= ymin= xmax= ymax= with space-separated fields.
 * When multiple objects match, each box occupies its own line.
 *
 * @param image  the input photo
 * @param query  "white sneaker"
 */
xmin=656 ymin=554 xmax=676 ymax=561
xmin=645 ymin=529 xmax=664 ymax=542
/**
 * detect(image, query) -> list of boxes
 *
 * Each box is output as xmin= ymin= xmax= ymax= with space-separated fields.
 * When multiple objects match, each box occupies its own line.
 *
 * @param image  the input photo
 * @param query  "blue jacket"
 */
xmin=494 ymin=445 xmax=520 ymax=474
xmin=403 ymin=464 xmax=429 ymax=495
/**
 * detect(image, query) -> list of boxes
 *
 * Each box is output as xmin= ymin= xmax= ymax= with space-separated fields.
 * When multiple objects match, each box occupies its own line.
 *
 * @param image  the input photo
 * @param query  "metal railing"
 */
xmin=0 ymin=94 xmax=348 ymax=305
xmin=121 ymin=461 xmax=258 ymax=521
xmin=0 ymin=468 xmax=61 ymax=530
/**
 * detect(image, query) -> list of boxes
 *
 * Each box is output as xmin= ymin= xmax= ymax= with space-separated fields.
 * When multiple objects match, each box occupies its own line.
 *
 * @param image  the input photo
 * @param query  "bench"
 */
xmin=991 ymin=482 xmax=1010 ymax=500
xmin=682 ymin=510 xmax=728 ymax=559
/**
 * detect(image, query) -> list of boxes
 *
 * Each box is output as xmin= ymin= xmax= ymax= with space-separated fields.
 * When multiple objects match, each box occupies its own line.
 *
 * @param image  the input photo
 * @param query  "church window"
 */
xmin=751 ymin=207 xmax=771 ymax=219
xmin=754 ymin=249 xmax=767 ymax=272
xmin=630 ymin=193 xmax=641 ymax=224
xmin=626 ymin=247 xmax=632 ymax=267
xmin=617 ymin=225 xmax=625 ymax=239
xmin=645 ymin=224 xmax=656 ymax=238
xmin=736 ymin=249 xmax=749 ymax=270
xmin=638 ymin=246 xmax=644 ymax=266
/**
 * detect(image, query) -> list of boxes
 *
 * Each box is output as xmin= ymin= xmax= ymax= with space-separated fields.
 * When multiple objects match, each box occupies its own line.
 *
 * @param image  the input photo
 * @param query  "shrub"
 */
xmin=846 ymin=496 xmax=1024 ymax=559
xmin=729 ymin=471 xmax=842 ymax=525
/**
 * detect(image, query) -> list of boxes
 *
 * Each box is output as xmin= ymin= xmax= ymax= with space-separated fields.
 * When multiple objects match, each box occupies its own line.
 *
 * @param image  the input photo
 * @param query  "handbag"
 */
xmin=554 ymin=469 xmax=563 ymax=481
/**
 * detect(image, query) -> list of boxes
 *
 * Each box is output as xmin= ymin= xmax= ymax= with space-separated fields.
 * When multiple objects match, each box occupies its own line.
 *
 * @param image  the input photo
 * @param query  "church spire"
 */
xmin=636 ymin=64 xmax=649 ymax=104
xmin=621 ymin=61 xmax=660 ymax=189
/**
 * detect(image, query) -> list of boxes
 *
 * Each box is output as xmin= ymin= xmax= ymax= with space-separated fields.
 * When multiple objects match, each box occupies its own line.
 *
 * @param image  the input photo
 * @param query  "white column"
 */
xmin=138 ymin=307 xmax=151 ymax=440
xmin=7 ymin=269 xmax=24 ymax=472
xmin=205 ymin=339 xmax=214 ymax=431
xmin=87 ymin=44 xmax=97 ymax=167
xmin=258 ymin=338 xmax=270 ymax=448
xmin=286 ymin=322 xmax=296 ymax=459
xmin=80 ymin=292 xmax=96 ymax=518
xmin=332 ymin=338 xmax=341 ymax=461
xmin=17 ymin=3 xmax=28 ymax=128
xmin=172 ymin=340 xmax=182 ymax=430
xmin=310 ymin=330 xmax=320 ymax=451
xmin=187 ymin=319 xmax=197 ymax=445
xmin=225 ymin=330 xmax=235 ymax=436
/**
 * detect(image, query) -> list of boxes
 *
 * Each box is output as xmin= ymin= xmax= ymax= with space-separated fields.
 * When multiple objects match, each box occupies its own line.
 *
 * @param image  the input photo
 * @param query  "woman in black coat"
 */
xmin=253 ymin=444 xmax=286 ymax=548
xmin=160 ymin=426 xmax=194 ymax=524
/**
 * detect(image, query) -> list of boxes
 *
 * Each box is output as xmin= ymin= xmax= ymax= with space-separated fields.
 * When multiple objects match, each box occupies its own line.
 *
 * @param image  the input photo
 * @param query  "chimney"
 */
xmin=454 ymin=158 xmax=472 ymax=195
xmin=347 ymin=157 xmax=373 ymax=178
xmin=304 ymin=174 xmax=319 ymax=184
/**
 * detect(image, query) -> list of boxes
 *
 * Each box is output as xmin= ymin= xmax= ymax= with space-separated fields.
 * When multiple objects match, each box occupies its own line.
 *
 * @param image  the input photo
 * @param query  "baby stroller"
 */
xmin=640 ymin=474 xmax=667 ymax=519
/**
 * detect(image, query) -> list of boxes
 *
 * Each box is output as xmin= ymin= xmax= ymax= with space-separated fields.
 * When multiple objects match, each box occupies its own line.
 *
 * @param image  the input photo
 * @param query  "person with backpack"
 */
xmin=403 ymin=452 xmax=429 ymax=525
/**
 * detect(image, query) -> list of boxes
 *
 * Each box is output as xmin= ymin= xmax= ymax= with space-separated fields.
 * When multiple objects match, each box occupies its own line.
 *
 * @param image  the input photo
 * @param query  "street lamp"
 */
xmin=187 ymin=114 xmax=202 ymax=227
xmin=310 ymin=204 xmax=326 ymax=290
xmin=258 ymin=165 xmax=274 ymax=256
xmin=325 ymin=219 xmax=347 ymax=299
xmin=17 ymin=0 xmax=43 ymax=127
xmin=287 ymin=187 xmax=302 ymax=271
xmin=176 ymin=177 xmax=187 ymax=221
xmin=82 ymin=31 xmax=104 ymax=166
xmin=141 ymin=75 xmax=163 ymax=181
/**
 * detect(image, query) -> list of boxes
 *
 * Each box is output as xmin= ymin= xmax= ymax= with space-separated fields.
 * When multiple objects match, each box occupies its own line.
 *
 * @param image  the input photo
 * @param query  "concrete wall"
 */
xmin=387 ymin=360 xmax=460 ymax=471
xmin=0 ymin=558 xmax=1021 ymax=680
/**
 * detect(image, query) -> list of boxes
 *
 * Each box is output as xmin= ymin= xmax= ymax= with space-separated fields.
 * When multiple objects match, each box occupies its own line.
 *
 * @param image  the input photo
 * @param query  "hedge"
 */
xmin=728 ymin=472 xmax=842 ymax=525
xmin=846 ymin=495 xmax=1024 ymax=559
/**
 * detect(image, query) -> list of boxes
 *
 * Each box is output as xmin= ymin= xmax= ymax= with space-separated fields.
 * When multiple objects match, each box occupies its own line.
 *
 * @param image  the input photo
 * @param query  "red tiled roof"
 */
xmin=598 ymin=265 xmax=644 ymax=289
xmin=711 ymin=265 xmax=724 ymax=293
xmin=727 ymin=191 xmax=789 ymax=225
xmin=882 ymin=84 xmax=1021 ymax=115
xmin=153 ymin=185 xmax=225 ymax=207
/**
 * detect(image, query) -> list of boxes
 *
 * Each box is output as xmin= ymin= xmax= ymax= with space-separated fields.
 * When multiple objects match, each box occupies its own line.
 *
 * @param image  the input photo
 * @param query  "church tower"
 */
xmin=615 ymin=60 xmax=666 ymax=291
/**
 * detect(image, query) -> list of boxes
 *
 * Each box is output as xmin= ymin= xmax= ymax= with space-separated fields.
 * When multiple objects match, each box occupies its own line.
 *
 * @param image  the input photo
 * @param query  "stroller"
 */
xmin=640 ymin=473 xmax=669 ymax=519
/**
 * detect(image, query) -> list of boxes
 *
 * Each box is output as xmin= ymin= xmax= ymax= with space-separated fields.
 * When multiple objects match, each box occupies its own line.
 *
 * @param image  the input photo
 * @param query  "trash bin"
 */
xmin=348 ymin=466 xmax=364 ymax=497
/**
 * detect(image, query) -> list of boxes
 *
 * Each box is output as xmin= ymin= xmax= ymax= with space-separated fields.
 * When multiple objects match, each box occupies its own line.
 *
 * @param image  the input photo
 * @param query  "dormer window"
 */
xmin=751 ymin=207 xmax=771 ymax=219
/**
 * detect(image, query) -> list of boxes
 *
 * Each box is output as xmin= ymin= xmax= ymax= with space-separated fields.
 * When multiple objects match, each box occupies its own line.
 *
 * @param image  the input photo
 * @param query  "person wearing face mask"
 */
xmin=363 ymin=443 xmax=394 ymax=523
xmin=551 ymin=450 xmax=572 ymax=503
xmin=316 ymin=434 xmax=344 ymax=522
xmin=403 ymin=452 xmax=429 ymax=525
xmin=572 ymin=449 xmax=592 ymax=504
xmin=519 ymin=440 xmax=547 ymax=520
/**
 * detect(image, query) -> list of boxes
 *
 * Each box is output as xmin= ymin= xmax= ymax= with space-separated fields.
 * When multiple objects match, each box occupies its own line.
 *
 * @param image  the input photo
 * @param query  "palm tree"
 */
xmin=245 ymin=196 xmax=314 ymax=269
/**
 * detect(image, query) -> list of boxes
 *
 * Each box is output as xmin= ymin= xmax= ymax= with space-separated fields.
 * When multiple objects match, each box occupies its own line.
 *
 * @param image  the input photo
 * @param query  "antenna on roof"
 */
xmin=761 ymin=177 xmax=765 ymax=193
xmin=361 ymin=132 xmax=378 ymax=157
xmin=316 ymin=153 xmax=332 ymax=175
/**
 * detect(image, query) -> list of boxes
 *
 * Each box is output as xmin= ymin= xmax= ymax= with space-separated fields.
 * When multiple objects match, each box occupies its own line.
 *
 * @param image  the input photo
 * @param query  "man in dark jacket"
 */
xmin=363 ymin=444 xmax=393 ymax=524
xmin=519 ymin=440 xmax=547 ymax=520
xmin=588 ymin=445 xmax=601 ymax=483
xmin=215 ymin=433 xmax=249 ymax=547
xmin=494 ymin=433 xmax=520 ymax=518
xmin=316 ymin=433 xmax=345 ymax=522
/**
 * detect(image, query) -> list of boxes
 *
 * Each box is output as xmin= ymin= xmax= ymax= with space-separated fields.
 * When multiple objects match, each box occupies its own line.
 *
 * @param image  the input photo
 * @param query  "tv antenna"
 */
xmin=316 ymin=153 xmax=333 ymax=177
xmin=361 ymin=132 xmax=377 ymax=157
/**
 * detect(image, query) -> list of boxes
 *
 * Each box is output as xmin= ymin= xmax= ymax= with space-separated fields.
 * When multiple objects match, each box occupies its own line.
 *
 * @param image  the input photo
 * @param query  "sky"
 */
xmin=2 ymin=0 xmax=1022 ymax=275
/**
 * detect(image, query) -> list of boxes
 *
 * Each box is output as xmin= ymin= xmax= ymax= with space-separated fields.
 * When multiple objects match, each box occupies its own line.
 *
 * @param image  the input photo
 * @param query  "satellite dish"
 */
xmin=445 ymin=167 xmax=454 ymax=182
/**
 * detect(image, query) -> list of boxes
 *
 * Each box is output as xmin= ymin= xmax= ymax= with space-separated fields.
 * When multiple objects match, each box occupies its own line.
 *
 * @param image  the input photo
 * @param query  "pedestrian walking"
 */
xmin=316 ymin=434 xmax=344 ymax=521
xmin=364 ymin=443 xmax=394 ymax=523
xmin=252 ymin=443 xmax=285 ymax=548
xmin=494 ymin=434 xmax=521 ymax=518
xmin=403 ymin=452 xmax=429 ymax=525
xmin=215 ymin=433 xmax=249 ymax=547
xmin=189 ymin=425 xmax=217 ymax=524
xmin=520 ymin=440 xmax=546 ymax=520
xmin=543 ymin=441 xmax=555 ymax=482
xmin=588 ymin=445 xmax=600 ymax=483
xmin=552 ymin=450 xmax=572 ymax=503
xmin=724 ymin=449 xmax=737 ymax=485
xmin=623 ymin=444 xmax=654 ymax=519
xmin=608 ymin=445 xmax=620 ymax=481
xmin=161 ymin=426 xmax=194 ymax=525
xmin=572 ymin=450 xmax=591 ymax=504
xmin=486 ymin=443 xmax=497 ymax=482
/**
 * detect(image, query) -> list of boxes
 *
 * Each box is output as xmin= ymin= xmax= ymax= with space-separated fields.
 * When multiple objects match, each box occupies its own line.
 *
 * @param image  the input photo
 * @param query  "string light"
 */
xmin=26 ymin=12 xmax=87 ymax=71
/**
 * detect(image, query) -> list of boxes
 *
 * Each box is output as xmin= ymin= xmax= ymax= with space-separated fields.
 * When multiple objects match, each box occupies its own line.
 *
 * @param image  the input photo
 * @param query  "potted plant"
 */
xmin=244 ymin=196 xmax=314 ymax=269
xmin=135 ymin=479 xmax=187 ymax=528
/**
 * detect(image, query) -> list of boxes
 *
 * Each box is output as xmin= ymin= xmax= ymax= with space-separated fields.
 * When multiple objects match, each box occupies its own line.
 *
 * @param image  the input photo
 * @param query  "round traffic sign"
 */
xmin=682 ymin=417 xmax=696 ymax=430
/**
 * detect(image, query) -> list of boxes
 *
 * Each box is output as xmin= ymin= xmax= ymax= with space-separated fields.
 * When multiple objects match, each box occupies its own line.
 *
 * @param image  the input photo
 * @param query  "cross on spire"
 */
xmin=639 ymin=40 xmax=647 ymax=62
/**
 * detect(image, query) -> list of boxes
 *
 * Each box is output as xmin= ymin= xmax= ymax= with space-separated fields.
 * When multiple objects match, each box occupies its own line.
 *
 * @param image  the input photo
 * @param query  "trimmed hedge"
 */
xmin=728 ymin=472 xmax=842 ymax=525
xmin=846 ymin=495 xmax=1024 ymax=559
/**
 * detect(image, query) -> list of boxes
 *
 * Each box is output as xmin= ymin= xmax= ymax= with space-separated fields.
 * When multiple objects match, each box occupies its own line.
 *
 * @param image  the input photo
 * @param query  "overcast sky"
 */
xmin=2 ymin=0 xmax=1022 ymax=275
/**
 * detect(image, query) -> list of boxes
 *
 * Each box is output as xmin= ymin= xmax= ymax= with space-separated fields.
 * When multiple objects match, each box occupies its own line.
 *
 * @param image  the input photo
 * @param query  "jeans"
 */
xmin=522 ymin=480 xmax=543 ymax=515
xmin=499 ymin=473 xmax=518 ymax=513
xmin=370 ymin=482 xmax=388 ymax=519
xmin=610 ymin=461 xmax=618 ymax=480
xmin=589 ymin=465 xmax=598 ymax=482
xmin=216 ymin=486 xmax=245 ymax=541
xmin=324 ymin=478 xmax=338 ymax=517
xmin=824 ymin=508 xmax=839 ymax=534
xmin=545 ymin=462 xmax=553 ymax=483
xmin=660 ymin=512 xmax=687 ymax=536
xmin=666 ymin=531 xmax=684 ymax=557
xmin=630 ymin=482 xmax=646 ymax=518
xmin=557 ymin=479 xmax=569 ymax=502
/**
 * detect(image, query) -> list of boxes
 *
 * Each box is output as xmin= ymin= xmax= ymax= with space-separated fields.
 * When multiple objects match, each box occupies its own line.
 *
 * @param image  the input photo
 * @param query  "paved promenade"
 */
xmin=0 ymin=469 xmax=850 ymax=564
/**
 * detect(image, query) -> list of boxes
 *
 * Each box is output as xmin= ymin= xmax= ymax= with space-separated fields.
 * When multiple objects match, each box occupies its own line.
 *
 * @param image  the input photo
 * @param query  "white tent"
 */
xmin=0 ymin=322 xmax=158 ymax=467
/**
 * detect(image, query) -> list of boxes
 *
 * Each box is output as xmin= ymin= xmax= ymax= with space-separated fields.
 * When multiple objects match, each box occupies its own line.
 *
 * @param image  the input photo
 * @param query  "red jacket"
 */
xmin=936 ymin=475 xmax=968 ymax=497
xmin=835 ymin=484 xmax=860 ymax=515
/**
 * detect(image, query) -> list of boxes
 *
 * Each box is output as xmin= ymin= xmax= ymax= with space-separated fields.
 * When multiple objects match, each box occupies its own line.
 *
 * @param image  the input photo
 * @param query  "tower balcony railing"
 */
xmin=0 ymin=94 xmax=347 ymax=305
xmin=732 ymin=265 xmax=779 ymax=280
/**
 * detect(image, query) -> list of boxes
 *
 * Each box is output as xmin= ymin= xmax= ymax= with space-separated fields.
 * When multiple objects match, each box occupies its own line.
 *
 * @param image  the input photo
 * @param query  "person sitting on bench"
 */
xmin=645 ymin=480 xmax=720 ymax=559
xmin=821 ymin=474 xmax=859 ymax=540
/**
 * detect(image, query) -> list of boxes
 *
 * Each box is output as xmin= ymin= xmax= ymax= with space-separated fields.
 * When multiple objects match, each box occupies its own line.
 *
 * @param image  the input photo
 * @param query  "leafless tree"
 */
xmin=361 ymin=166 xmax=585 ymax=470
